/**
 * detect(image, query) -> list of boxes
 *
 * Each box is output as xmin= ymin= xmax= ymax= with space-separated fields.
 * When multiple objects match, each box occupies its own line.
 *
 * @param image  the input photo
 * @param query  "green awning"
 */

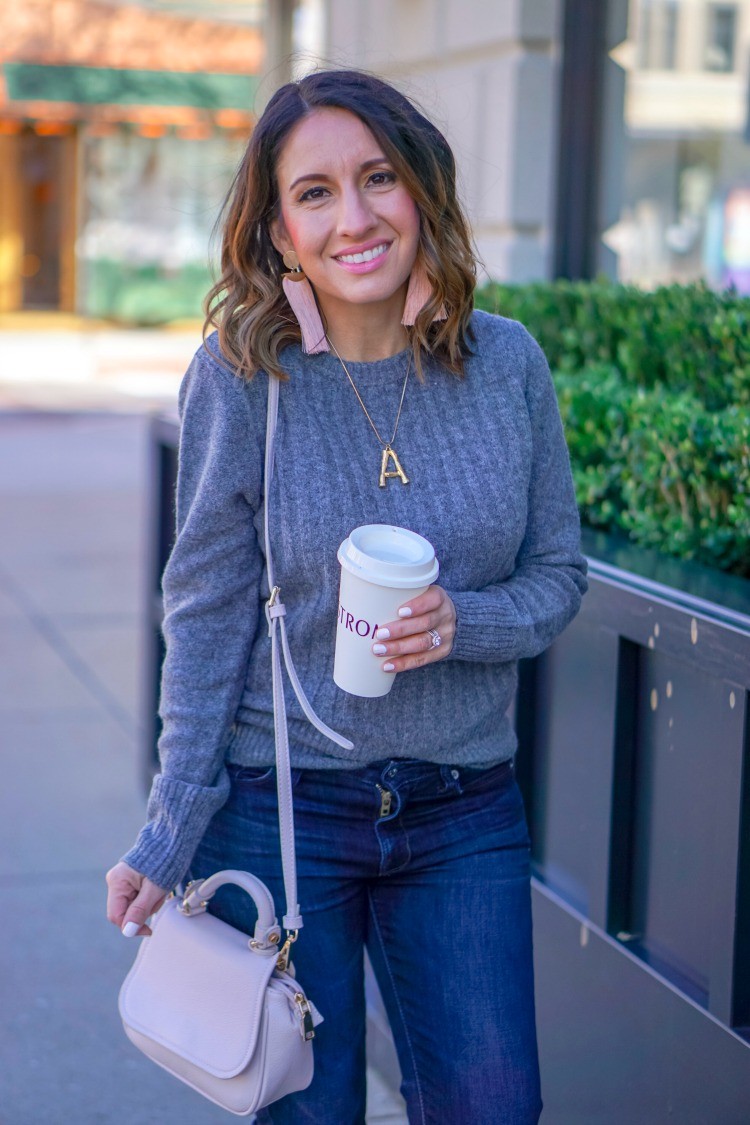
xmin=4 ymin=63 xmax=257 ymax=110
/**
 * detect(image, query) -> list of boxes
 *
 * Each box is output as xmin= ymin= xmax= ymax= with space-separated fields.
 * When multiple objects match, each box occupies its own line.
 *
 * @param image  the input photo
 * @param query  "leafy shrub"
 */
xmin=476 ymin=278 xmax=750 ymax=409
xmin=475 ymin=280 xmax=750 ymax=577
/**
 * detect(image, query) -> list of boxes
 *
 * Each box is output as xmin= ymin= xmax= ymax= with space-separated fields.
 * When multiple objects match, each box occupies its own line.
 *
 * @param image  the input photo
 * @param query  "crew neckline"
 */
xmin=283 ymin=342 xmax=421 ymax=385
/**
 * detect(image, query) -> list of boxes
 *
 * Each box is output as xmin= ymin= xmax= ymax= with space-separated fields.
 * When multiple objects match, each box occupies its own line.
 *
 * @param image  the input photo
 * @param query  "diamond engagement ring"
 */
xmin=428 ymin=629 xmax=442 ymax=649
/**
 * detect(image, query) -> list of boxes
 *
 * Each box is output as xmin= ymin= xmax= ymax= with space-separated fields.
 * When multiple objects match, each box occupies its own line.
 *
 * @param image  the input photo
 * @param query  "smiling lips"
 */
xmin=333 ymin=241 xmax=391 ymax=272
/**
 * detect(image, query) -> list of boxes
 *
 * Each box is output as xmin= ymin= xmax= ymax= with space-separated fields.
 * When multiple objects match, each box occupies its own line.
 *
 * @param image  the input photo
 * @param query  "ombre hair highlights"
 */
xmin=202 ymin=69 xmax=477 ymax=382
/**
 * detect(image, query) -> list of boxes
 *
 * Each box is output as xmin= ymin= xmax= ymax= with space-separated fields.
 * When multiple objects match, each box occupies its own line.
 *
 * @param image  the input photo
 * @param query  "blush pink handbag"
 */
xmin=118 ymin=870 xmax=323 ymax=1115
xmin=118 ymin=372 xmax=353 ymax=1116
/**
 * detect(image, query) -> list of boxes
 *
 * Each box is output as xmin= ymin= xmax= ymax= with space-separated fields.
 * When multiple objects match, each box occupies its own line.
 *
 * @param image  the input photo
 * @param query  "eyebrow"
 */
xmin=288 ymin=157 xmax=392 ymax=193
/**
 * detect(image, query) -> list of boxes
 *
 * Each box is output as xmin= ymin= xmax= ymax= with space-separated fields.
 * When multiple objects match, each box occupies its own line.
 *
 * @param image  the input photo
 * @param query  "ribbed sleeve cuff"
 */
xmin=446 ymin=589 xmax=522 ymax=663
xmin=120 ymin=770 xmax=231 ymax=891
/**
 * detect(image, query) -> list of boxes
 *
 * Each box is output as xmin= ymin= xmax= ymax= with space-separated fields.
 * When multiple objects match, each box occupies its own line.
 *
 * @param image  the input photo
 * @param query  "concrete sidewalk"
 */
xmin=0 ymin=405 xmax=405 ymax=1124
xmin=0 ymin=323 xmax=193 ymax=412
xmin=0 ymin=410 xmax=219 ymax=1123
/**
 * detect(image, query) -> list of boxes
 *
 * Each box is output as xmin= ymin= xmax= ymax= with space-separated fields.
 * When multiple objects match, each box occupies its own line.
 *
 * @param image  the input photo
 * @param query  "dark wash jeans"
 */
xmin=188 ymin=756 xmax=543 ymax=1125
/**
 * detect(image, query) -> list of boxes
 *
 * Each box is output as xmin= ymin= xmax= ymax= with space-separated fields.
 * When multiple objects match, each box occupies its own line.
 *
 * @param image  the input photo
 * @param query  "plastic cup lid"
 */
xmin=337 ymin=524 xmax=439 ymax=589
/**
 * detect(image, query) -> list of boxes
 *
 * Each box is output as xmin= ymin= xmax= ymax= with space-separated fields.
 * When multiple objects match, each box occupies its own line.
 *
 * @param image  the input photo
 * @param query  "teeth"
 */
xmin=337 ymin=243 xmax=388 ymax=264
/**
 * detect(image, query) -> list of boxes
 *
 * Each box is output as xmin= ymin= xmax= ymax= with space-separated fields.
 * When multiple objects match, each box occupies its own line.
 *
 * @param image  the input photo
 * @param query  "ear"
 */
xmin=269 ymin=213 xmax=293 ymax=258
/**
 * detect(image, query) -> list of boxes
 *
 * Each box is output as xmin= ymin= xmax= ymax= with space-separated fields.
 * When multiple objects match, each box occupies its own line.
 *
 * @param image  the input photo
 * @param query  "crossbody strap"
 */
xmin=262 ymin=373 xmax=354 ymax=932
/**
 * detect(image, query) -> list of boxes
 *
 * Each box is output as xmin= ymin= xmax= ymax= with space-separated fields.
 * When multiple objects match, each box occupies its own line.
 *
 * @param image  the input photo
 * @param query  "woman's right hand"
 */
xmin=105 ymin=861 xmax=170 ymax=937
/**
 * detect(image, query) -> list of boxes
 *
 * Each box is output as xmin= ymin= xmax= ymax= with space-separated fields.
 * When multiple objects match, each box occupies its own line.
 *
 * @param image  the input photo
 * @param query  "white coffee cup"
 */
xmin=334 ymin=524 xmax=440 ymax=698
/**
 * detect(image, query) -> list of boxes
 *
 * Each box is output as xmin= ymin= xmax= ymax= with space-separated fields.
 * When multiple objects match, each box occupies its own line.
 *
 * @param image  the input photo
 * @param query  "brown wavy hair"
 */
xmin=202 ymin=69 xmax=477 ymax=382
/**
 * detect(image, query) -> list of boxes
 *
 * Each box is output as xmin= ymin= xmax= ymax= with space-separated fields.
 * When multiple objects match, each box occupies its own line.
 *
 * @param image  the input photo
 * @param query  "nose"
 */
xmin=336 ymin=185 xmax=377 ymax=239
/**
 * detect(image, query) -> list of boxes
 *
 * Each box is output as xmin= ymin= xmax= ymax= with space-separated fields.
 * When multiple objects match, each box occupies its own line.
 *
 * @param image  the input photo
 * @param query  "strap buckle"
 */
xmin=177 ymin=879 xmax=208 ymax=916
xmin=276 ymin=929 xmax=299 ymax=972
xmin=266 ymin=586 xmax=285 ymax=636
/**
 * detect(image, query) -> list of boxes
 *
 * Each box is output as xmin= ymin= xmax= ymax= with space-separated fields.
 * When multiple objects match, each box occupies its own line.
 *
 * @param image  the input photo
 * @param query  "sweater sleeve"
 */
xmin=120 ymin=346 xmax=264 ymax=890
xmin=445 ymin=328 xmax=587 ymax=663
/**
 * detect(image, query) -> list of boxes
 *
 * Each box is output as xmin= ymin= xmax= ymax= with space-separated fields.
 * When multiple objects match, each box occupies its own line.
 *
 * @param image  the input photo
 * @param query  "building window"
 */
xmin=705 ymin=4 xmax=738 ymax=72
xmin=76 ymin=128 xmax=244 ymax=321
xmin=596 ymin=0 xmax=750 ymax=294
xmin=638 ymin=0 xmax=680 ymax=70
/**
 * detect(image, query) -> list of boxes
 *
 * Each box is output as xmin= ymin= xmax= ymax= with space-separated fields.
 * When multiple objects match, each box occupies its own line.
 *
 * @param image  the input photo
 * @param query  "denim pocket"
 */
xmin=458 ymin=757 xmax=514 ymax=793
xmin=226 ymin=762 xmax=275 ymax=785
xmin=226 ymin=762 xmax=304 ymax=790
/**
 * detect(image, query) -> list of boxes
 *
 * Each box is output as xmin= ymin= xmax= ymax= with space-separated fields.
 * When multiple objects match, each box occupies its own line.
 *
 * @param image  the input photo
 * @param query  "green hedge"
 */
xmin=475 ymin=280 xmax=750 ymax=578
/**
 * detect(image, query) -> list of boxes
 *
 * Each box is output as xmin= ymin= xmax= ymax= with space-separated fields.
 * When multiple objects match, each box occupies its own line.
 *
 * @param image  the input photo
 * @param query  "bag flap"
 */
xmin=118 ymin=899 xmax=278 ymax=1079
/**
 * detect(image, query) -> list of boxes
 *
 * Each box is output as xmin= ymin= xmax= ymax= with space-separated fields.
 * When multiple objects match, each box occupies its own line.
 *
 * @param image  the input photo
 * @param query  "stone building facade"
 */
xmin=323 ymin=0 xmax=562 ymax=284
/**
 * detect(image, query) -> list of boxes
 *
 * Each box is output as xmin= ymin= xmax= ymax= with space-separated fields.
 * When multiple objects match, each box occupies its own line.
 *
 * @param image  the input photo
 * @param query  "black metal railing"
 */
xmin=518 ymin=527 xmax=750 ymax=1119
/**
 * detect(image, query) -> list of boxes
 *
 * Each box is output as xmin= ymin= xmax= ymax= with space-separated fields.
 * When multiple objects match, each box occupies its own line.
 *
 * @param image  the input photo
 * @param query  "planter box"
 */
xmin=520 ymin=526 xmax=750 ymax=1122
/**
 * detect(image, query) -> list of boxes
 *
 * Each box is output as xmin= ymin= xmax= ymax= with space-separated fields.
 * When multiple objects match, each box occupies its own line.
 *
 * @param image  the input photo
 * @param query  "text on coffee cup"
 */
xmin=338 ymin=603 xmax=380 ymax=639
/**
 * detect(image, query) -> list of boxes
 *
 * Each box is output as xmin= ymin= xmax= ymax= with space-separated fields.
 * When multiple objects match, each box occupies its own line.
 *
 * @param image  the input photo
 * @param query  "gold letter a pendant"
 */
xmin=379 ymin=445 xmax=409 ymax=488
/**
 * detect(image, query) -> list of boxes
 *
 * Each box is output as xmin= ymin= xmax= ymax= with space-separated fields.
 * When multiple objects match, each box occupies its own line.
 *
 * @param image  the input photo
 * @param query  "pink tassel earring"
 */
xmin=281 ymin=250 xmax=329 ymax=354
xmin=401 ymin=260 xmax=447 ymax=326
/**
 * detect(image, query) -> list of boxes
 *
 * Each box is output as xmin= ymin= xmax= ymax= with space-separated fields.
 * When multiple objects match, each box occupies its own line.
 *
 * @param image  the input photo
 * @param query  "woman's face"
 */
xmin=270 ymin=107 xmax=421 ymax=321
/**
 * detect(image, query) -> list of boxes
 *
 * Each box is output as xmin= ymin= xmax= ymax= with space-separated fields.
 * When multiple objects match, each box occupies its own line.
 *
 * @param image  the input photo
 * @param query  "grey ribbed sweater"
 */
xmin=122 ymin=310 xmax=588 ymax=889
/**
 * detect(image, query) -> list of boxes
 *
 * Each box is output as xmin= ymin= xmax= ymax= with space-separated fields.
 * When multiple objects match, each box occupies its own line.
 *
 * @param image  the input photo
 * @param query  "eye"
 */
xmin=367 ymin=170 xmax=396 ymax=187
xmin=297 ymin=185 xmax=329 ymax=203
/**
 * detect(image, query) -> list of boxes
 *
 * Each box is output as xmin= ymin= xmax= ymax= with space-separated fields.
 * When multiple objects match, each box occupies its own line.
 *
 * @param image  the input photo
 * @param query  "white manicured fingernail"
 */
xmin=398 ymin=608 xmax=412 ymax=618
xmin=122 ymin=921 xmax=140 ymax=937
xmin=383 ymin=663 xmax=395 ymax=672
xmin=375 ymin=627 xmax=390 ymax=640
xmin=373 ymin=643 xmax=387 ymax=655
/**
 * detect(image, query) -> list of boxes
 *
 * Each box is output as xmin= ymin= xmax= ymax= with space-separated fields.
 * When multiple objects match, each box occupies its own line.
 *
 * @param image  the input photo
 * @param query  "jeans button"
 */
xmin=451 ymin=769 xmax=459 ymax=780
xmin=387 ymin=767 xmax=397 ymax=778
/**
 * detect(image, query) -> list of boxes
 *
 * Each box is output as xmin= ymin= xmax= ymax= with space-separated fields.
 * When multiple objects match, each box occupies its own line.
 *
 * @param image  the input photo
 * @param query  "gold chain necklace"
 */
xmin=327 ymin=339 xmax=411 ymax=488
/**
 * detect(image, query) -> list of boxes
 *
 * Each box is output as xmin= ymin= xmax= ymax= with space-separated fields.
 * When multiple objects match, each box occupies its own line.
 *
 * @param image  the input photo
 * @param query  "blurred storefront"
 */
xmin=600 ymin=0 xmax=750 ymax=292
xmin=0 ymin=1 xmax=264 ymax=320
xmin=2 ymin=0 xmax=747 ymax=321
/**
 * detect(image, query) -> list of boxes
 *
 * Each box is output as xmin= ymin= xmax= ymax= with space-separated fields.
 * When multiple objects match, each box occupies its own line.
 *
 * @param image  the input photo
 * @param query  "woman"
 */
xmin=106 ymin=69 xmax=587 ymax=1124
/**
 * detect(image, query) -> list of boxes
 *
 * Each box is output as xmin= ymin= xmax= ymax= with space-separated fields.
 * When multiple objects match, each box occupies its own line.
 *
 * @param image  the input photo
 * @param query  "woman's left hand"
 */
xmin=371 ymin=585 xmax=456 ymax=673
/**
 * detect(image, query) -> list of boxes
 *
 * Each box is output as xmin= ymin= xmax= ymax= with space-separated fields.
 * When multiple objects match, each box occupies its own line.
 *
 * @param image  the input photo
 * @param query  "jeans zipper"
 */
xmin=375 ymin=784 xmax=393 ymax=817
